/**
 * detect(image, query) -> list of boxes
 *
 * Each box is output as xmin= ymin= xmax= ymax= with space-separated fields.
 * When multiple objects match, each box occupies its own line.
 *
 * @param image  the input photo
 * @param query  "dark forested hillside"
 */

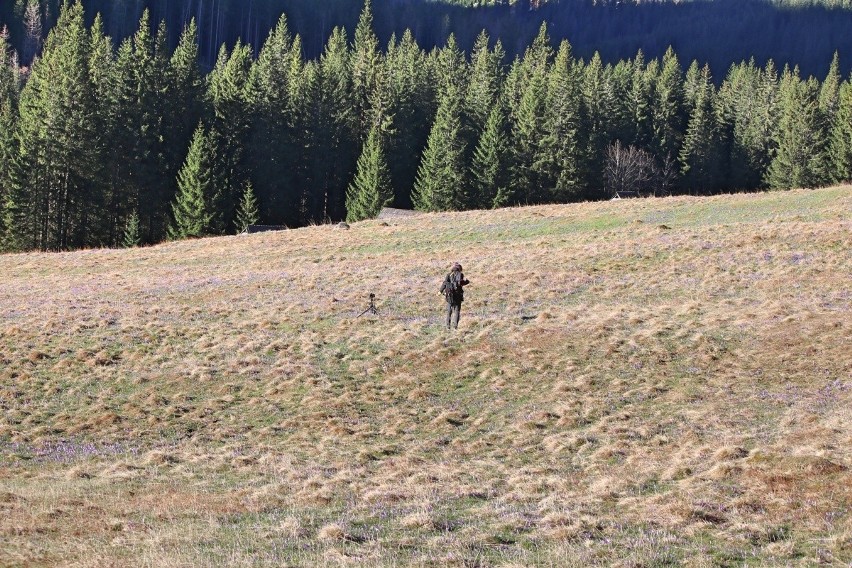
xmin=1 ymin=0 xmax=852 ymax=77
xmin=1 ymin=1 xmax=852 ymax=252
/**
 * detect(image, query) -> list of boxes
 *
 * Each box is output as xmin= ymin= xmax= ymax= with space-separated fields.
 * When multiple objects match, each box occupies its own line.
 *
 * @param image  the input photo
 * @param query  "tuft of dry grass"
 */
xmin=1 ymin=186 xmax=851 ymax=566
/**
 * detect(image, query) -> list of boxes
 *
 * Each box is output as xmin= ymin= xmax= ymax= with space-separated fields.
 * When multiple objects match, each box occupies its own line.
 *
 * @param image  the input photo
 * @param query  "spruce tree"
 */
xmin=470 ymin=104 xmax=509 ymax=209
xmin=208 ymin=41 xmax=252 ymax=233
xmin=165 ymin=20 xmax=204 ymax=218
xmin=102 ymin=36 xmax=138 ymax=244
xmin=502 ymin=57 xmax=525 ymax=125
xmin=608 ymin=58 xmax=636 ymax=146
xmin=16 ymin=1 xmax=99 ymax=250
xmin=630 ymin=51 xmax=654 ymax=151
xmin=524 ymin=22 xmax=554 ymax=76
xmin=122 ymin=211 xmax=141 ymax=248
xmin=351 ymin=0 xmax=382 ymax=142
xmin=541 ymin=40 xmax=583 ymax=203
xmin=0 ymin=28 xmax=22 ymax=250
xmin=766 ymin=69 xmax=830 ymax=189
xmin=679 ymin=65 xmax=723 ymax=193
xmin=147 ymin=19 xmax=174 ymax=241
xmin=168 ymin=125 xmax=214 ymax=239
xmin=819 ymin=52 xmax=841 ymax=122
xmin=245 ymin=15 xmax=298 ymax=226
xmin=235 ymin=182 xmax=260 ymax=233
xmin=346 ymin=124 xmax=393 ymax=222
xmin=126 ymin=11 xmax=170 ymax=243
xmin=413 ymin=82 xmax=468 ymax=212
xmin=716 ymin=59 xmax=777 ymax=190
xmin=464 ymin=31 xmax=503 ymax=145
xmin=384 ymin=29 xmax=431 ymax=209
xmin=508 ymin=26 xmax=553 ymax=204
xmin=683 ymin=60 xmax=703 ymax=111
xmin=308 ymin=27 xmax=357 ymax=222
xmin=0 ymin=29 xmax=19 ymax=243
xmin=21 ymin=0 xmax=42 ymax=64
xmin=819 ymin=52 xmax=841 ymax=183
xmin=578 ymin=52 xmax=616 ymax=196
xmin=652 ymin=47 xmax=686 ymax=168
xmin=830 ymin=80 xmax=852 ymax=182
xmin=436 ymin=34 xmax=467 ymax=95
xmin=283 ymin=39 xmax=317 ymax=225
xmin=86 ymin=14 xmax=123 ymax=245
xmin=463 ymin=31 xmax=504 ymax=200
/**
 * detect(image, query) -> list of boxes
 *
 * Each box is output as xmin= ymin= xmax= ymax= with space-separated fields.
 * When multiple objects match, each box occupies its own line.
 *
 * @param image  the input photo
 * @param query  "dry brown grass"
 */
xmin=1 ymin=187 xmax=850 ymax=566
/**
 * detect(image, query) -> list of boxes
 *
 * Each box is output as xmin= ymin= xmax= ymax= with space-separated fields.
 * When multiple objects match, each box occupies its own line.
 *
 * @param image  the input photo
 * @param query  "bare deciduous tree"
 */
xmin=655 ymin=152 xmax=678 ymax=197
xmin=604 ymin=140 xmax=657 ymax=197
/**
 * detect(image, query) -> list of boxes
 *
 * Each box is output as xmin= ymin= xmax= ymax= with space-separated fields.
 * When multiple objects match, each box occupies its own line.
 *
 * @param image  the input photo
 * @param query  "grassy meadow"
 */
xmin=0 ymin=187 xmax=850 ymax=567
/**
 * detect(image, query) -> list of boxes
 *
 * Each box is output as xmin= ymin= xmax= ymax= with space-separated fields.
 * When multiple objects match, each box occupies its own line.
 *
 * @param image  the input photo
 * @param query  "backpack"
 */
xmin=444 ymin=272 xmax=462 ymax=302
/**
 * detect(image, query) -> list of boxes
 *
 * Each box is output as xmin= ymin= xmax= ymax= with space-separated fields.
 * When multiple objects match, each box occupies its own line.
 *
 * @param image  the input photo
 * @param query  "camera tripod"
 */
xmin=357 ymin=293 xmax=379 ymax=317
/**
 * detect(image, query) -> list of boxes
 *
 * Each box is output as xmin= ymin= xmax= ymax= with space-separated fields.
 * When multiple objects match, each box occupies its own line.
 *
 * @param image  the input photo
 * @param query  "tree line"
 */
xmin=1 ymin=1 xmax=851 ymax=251
xmin=4 ymin=0 xmax=852 ymax=78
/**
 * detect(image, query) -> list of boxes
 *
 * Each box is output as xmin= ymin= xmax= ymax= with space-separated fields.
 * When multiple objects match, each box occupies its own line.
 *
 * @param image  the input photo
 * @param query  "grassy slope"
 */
xmin=0 ymin=187 xmax=850 ymax=567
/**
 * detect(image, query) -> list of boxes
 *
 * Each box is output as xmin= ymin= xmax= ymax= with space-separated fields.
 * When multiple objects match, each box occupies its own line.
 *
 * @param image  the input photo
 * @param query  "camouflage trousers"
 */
xmin=446 ymin=302 xmax=461 ymax=329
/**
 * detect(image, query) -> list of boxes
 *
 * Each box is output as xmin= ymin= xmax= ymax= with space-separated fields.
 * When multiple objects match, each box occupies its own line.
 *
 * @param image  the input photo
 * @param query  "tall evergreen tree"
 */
xmin=830 ymin=79 xmax=852 ymax=182
xmin=464 ymin=31 xmax=503 ymax=146
xmin=346 ymin=124 xmax=393 ymax=222
xmin=469 ymin=103 xmax=509 ymax=209
xmin=541 ymin=40 xmax=583 ymax=202
xmin=122 ymin=210 xmax=141 ymax=248
xmin=384 ymin=29 xmax=431 ymax=209
xmin=82 ymin=14 xmax=114 ymax=245
xmin=21 ymin=0 xmax=42 ymax=64
xmin=245 ymin=15 xmax=298 ymax=226
xmin=235 ymin=181 xmax=259 ymax=233
xmin=819 ymin=52 xmax=841 ymax=122
xmin=651 ymin=47 xmax=686 ymax=169
xmin=164 ymin=19 xmax=204 ymax=216
xmin=766 ymin=68 xmax=831 ymax=189
xmin=504 ymin=23 xmax=553 ymax=128
xmin=683 ymin=60 xmax=703 ymax=110
xmin=508 ymin=24 xmax=552 ymax=204
xmin=608 ymin=58 xmax=637 ymax=146
xmin=351 ymin=0 xmax=382 ymax=142
xmin=306 ymin=26 xmax=356 ymax=222
xmin=819 ymin=52 xmax=842 ymax=183
xmin=0 ymin=30 xmax=20 ymax=248
xmin=96 ymin=32 xmax=135 ymax=246
xmin=524 ymin=22 xmax=554 ymax=76
xmin=413 ymin=81 xmax=468 ymax=212
xmin=15 ymin=1 xmax=99 ymax=250
xmin=435 ymin=34 xmax=467 ymax=95
xmin=168 ymin=124 xmax=215 ymax=239
xmin=207 ymin=40 xmax=252 ymax=233
xmin=578 ymin=52 xmax=615 ymax=196
xmin=284 ymin=38 xmax=319 ymax=224
xmin=630 ymin=51 xmax=655 ymax=151
xmin=716 ymin=59 xmax=778 ymax=190
xmin=679 ymin=64 xmax=723 ymax=193
xmin=128 ymin=12 xmax=171 ymax=242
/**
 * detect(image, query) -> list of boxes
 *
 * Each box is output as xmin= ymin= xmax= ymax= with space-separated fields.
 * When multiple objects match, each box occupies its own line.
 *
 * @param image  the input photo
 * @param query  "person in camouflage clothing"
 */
xmin=440 ymin=262 xmax=470 ymax=330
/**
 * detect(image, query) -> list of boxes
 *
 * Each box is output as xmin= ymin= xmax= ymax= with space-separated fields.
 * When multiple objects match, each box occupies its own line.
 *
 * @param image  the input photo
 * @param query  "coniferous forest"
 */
xmin=1 ymin=0 xmax=852 ymax=251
